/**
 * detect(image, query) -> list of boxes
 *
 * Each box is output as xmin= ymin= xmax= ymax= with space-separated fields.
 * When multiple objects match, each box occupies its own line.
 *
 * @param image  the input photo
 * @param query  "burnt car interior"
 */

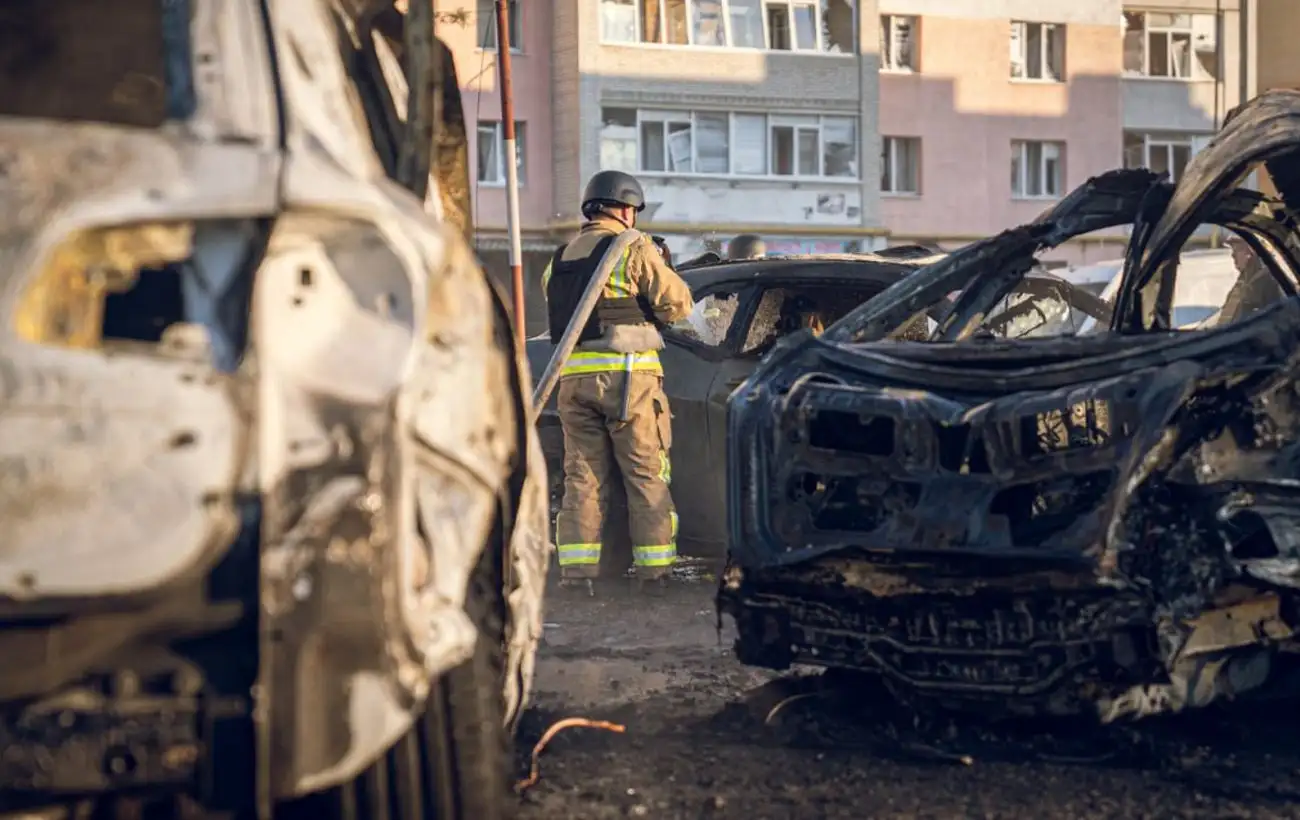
xmin=719 ymin=90 xmax=1300 ymax=725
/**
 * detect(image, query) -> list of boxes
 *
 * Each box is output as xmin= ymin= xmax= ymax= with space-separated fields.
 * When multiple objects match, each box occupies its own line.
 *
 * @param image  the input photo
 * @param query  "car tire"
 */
xmin=279 ymin=526 xmax=514 ymax=820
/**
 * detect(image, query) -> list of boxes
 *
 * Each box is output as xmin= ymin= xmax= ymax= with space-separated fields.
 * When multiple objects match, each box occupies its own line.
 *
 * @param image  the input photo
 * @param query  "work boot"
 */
xmin=633 ymin=566 xmax=671 ymax=597
xmin=557 ymin=577 xmax=596 ymax=598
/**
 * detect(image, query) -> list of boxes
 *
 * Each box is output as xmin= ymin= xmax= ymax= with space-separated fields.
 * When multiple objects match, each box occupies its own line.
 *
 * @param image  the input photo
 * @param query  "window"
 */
xmin=599 ymin=0 xmax=854 ymax=51
xmin=1123 ymin=12 xmax=1219 ymax=80
xmin=600 ymin=107 xmax=857 ymax=179
xmin=881 ymin=136 xmax=919 ymax=194
xmin=1011 ymin=140 xmax=1063 ymax=198
xmin=477 ymin=0 xmax=522 ymax=51
xmin=676 ymin=292 xmax=742 ymax=346
xmin=476 ymin=121 xmax=527 ymax=185
xmin=1010 ymin=21 xmax=1064 ymax=81
xmin=880 ymin=15 xmax=917 ymax=71
xmin=1123 ymin=132 xmax=1209 ymax=183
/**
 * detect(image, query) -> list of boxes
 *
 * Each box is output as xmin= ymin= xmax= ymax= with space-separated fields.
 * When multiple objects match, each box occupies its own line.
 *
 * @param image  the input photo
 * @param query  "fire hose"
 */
xmin=531 ymin=229 xmax=646 ymax=419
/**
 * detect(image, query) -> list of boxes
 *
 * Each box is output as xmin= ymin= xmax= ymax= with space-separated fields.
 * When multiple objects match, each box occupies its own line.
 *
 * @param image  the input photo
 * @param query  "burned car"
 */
xmin=0 ymin=1 xmax=547 ymax=818
xmin=528 ymin=251 xmax=1111 ymax=562
xmin=719 ymin=90 xmax=1300 ymax=724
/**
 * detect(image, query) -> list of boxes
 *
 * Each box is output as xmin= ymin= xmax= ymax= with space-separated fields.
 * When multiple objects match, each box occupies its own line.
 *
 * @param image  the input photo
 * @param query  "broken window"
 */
xmin=881 ymin=136 xmax=920 ymax=194
xmin=601 ymin=0 xmax=639 ymax=42
xmin=690 ymin=0 xmax=726 ymax=45
xmin=663 ymin=0 xmax=690 ymax=44
xmin=880 ymin=14 xmax=917 ymax=71
xmin=1010 ymin=21 xmax=1064 ymax=81
xmin=1123 ymin=11 xmax=1219 ymax=80
xmin=743 ymin=285 xmax=887 ymax=352
xmin=1011 ymin=140 xmax=1063 ymax=198
xmin=477 ymin=0 xmax=522 ymax=50
xmin=1123 ymin=131 xmax=1209 ymax=184
xmin=771 ymin=116 xmax=820 ymax=176
xmin=476 ymin=121 xmax=528 ymax=185
xmin=600 ymin=107 xmax=639 ymax=172
xmin=674 ymin=291 xmax=741 ymax=345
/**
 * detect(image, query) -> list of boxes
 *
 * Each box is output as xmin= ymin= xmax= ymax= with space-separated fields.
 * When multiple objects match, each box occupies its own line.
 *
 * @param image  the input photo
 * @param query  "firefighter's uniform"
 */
xmin=543 ymin=214 xmax=693 ymax=582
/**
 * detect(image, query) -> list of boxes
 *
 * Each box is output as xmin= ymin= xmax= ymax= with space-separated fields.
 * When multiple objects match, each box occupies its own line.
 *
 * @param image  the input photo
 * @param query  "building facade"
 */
xmin=446 ymin=0 xmax=1258 ymax=313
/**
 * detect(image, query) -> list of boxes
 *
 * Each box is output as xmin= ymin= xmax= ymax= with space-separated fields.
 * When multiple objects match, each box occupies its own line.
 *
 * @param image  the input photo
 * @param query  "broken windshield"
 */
xmin=0 ymin=0 xmax=195 ymax=128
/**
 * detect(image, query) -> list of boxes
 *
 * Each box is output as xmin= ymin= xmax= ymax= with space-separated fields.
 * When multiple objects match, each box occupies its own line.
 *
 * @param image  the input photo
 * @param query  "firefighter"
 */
xmin=727 ymin=234 xmax=767 ymax=260
xmin=542 ymin=170 xmax=695 ymax=592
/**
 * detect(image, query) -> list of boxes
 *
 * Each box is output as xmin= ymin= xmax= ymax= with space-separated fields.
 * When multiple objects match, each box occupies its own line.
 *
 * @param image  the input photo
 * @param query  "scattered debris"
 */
xmin=515 ymin=717 xmax=628 ymax=794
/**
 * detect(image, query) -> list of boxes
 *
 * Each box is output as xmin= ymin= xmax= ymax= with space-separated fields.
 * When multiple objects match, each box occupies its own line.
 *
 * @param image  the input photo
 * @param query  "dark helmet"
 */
xmin=727 ymin=234 xmax=766 ymax=260
xmin=581 ymin=170 xmax=646 ymax=212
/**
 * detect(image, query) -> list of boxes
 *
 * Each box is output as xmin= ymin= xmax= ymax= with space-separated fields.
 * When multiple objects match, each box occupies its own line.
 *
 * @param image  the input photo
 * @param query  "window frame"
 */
xmin=601 ymin=106 xmax=860 ymax=181
xmin=1009 ymin=20 xmax=1064 ymax=82
xmin=1010 ymin=139 xmax=1064 ymax=200
xmin=1122 ymin=131 xmax=1209 ymax=184
xmin=476 ymin=0 xmax=524 ymax=53
xmin=881 ymin=135 xmax=920 ymax=196
xmin=880 ymin=13 xmax=917 ymax=73
xmin=475 ymin=120 xmax=528 ymax=186
xmin=1123 ymin=10 xmax=1217 ymax=81
xmin=597 ymin=0 xmax=856 ymax=54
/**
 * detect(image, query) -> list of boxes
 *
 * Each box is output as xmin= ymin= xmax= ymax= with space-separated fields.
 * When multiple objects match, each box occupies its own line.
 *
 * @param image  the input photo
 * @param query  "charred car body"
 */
xmin=720 ymin=91 xmax=1300 ymax=723
xmin=0 ymin=1 xmax=547 ymax=818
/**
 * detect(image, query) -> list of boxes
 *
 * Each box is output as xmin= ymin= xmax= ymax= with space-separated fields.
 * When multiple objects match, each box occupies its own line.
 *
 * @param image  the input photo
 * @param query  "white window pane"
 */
xmin=797 ymin=128 xmax=819 ymax=175
xmin=601 ymin=107 xmax=639 ymax=172
xmin=1045 ymin=25 xmax=1063 ymax=80
xmin=1170 ymin=33 xmax=1191 ymax=77
xmin=880 ymin=16 xmax=892 ymax=65
xmin=1027 ymin=142 xmax=1042 ymax=195
xmin=1011 ymin=141 xmax=1025 ymax=195
xmin=894 ymin=17 xmax=914 ymax=68
xmin=477 ymin=124 xmax=498 ymax=183
xmin=601 ymin=0 xmax=638 ymax=42
xmin=668 ymin=121 xmax=693 ymax=171
xmin=793 ymin=4 xmax=817 ymax=49
xmin=695 ymin=113 xmax=730 ymax=173
xmin=733 ymin=113 xmax=767 ymax=174
xmin=821 ymin=117 xmax=856 ymax=178
xmin=641 ymin=121 xmax=666 ymax=171
xmin=729 ymin=0 xmax=765 ymax=47
xmin=691 ymin=0 xmax=726 ymax=45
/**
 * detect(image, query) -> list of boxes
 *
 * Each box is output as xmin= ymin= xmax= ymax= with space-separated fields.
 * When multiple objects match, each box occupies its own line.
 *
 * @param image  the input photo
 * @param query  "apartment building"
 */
xmin=874 ymin=1 xmax=1247 ymax=264
xmin=570 ymin=0 xmax=887 ymax=261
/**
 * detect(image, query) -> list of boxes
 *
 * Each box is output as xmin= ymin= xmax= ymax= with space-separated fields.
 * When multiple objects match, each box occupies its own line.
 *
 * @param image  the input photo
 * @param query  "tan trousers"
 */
xmin=554 ymin=371 xmax=677 ymax=579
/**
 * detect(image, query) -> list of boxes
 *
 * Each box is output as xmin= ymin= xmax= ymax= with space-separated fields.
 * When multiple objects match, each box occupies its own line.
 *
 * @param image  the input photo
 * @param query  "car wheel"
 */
xmin=279 ymin=524 xmax=513 ymax=820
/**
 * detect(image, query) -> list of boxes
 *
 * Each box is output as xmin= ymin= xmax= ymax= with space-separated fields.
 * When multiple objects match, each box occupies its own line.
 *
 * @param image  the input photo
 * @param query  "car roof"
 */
xmin=678 ymin=253 xmax=944 ymax=290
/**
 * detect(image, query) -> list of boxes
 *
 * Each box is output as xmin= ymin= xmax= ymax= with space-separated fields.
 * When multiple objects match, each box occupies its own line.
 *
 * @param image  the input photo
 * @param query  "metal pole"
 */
xmin=495 ymin=0 xmax=526 ymax=355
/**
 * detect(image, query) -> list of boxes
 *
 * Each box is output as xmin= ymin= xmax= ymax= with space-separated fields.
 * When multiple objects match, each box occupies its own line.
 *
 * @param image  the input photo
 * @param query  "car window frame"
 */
xmin=662 ymin=282 xmax=757 ymax=362
xmin=733 ymin=275 xmax=902 ymax=359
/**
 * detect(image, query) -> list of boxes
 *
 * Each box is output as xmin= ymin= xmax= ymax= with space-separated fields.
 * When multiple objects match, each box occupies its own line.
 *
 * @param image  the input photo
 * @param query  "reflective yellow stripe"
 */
xmin=560 ymin=350 xmax=662 ymax=377
xmin=557 ymin=543 xmax=601 ymax=566
xmin=633 ymin=544 xmax=676 ymax=567
xmin=658 ymin=449 xmax=672 ymax=486
xmin=604 ymin=248 xmax=633 ymax=297
xmin=541 ymin=259 xmax=553 ymax=295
